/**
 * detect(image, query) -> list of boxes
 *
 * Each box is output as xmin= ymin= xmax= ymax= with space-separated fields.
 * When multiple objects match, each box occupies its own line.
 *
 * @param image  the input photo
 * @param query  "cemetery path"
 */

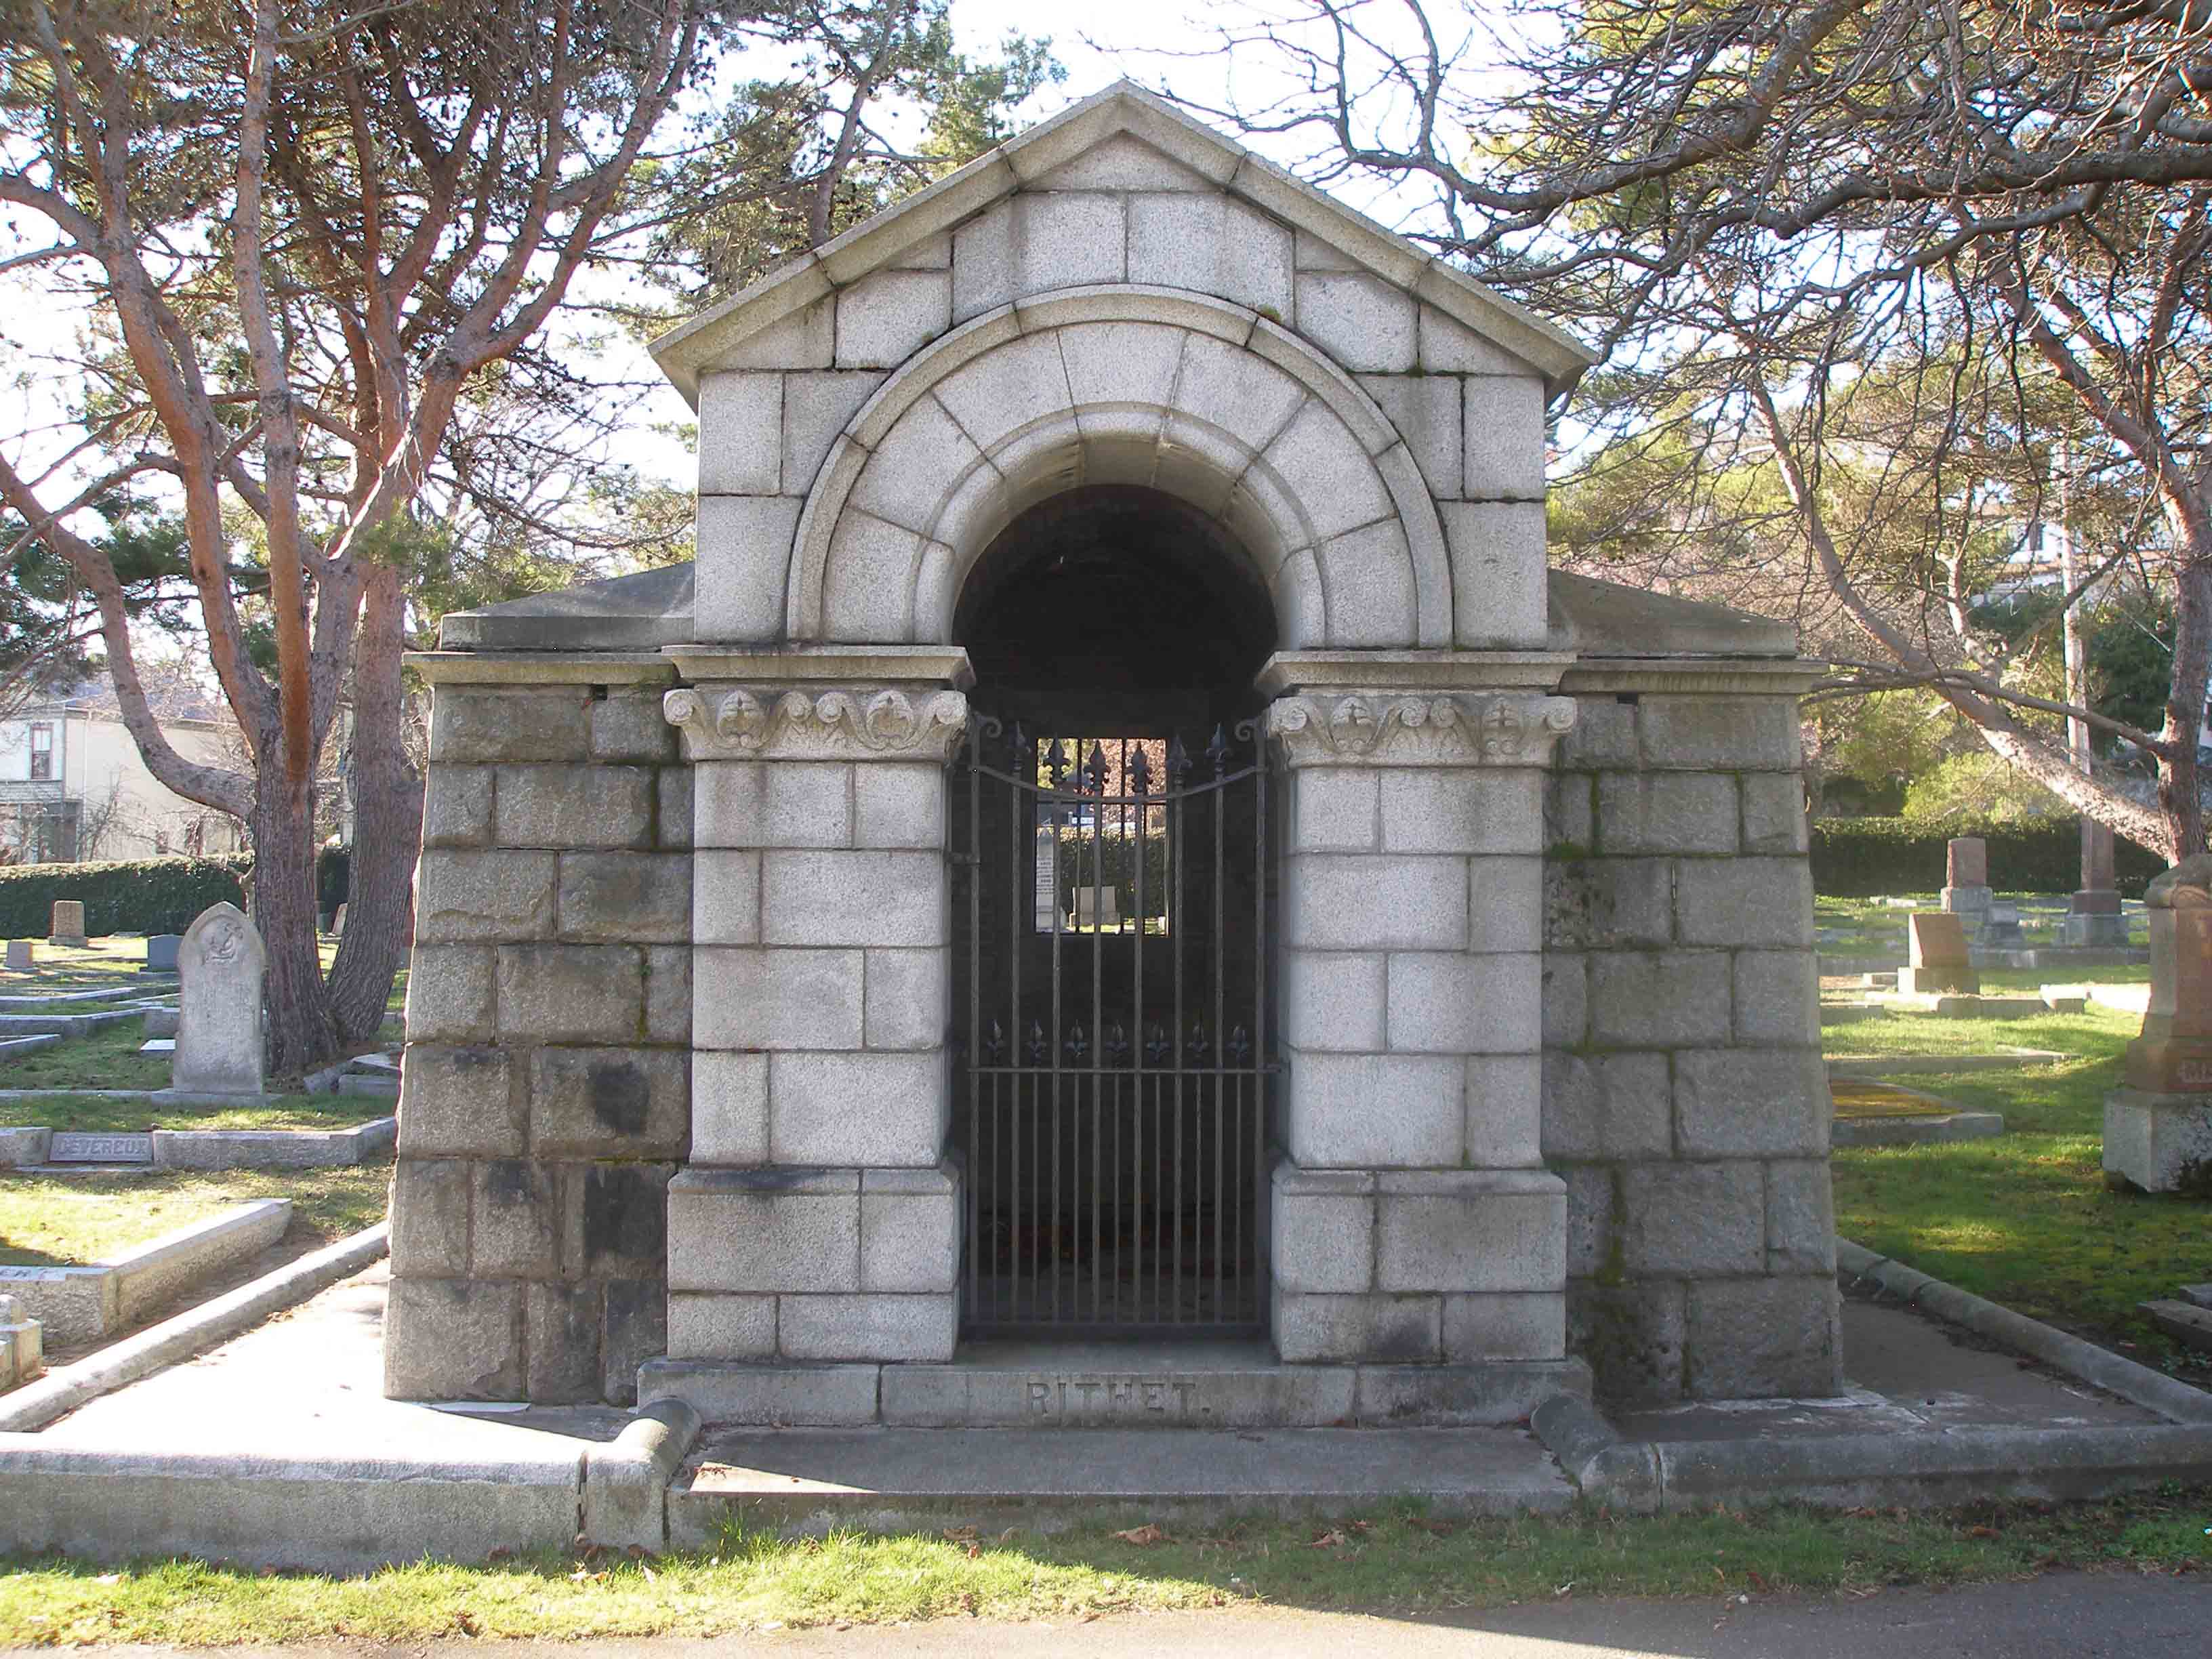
xmin=56 ymin=1572 xmax=2212 ymax=1656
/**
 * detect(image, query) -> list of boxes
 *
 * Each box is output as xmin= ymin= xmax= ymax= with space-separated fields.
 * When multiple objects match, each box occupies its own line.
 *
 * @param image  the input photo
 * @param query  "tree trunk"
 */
xmin=327 ymin=562 xmax=422 ymax=1046
xmin=250 ymin=783 xmax=338 ymax=1080
xmin=2154 ymin=540 xmax=2212 ymax=864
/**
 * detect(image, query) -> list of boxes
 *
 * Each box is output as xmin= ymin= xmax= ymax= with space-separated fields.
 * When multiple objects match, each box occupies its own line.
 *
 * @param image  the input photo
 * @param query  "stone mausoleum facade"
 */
xmin=388 ymin=85 xmax=1839 ymax=1419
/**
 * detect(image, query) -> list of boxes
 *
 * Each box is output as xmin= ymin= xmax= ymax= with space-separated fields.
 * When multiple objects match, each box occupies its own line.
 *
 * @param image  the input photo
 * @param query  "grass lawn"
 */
xmin=1824 ymin=1005 xmax=2133 ymax=1059
xmin=0 ymin=937 xmax=161 ymax=989
xmin=0 ymin=1019 xmax=169 ymax=1092
xmin=1827 ymin=1000 xmax=2212 ymax=1370
xmin=0 ymin=1166 xmax=389 ymax=1268
xmin=0 ymin=1092 xmax=378 ymax=1132
xmin=1814 ymin=893 xmax=2144 ymax=957
xmin=1 ymin=1492 xmax=2210 ymax=1643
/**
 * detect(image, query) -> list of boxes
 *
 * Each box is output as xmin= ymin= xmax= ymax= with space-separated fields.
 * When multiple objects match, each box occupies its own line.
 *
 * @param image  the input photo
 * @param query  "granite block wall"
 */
xmin=387 ymin=670 xmax=689 ymax=1404
xmin=1541 ymin=687 xmax=1841 ymax=1403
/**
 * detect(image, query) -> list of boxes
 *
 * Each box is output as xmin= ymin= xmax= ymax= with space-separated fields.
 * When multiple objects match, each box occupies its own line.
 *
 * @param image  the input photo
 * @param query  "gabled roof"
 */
xmin=649 ymin=81 xmax=1595 ymax=403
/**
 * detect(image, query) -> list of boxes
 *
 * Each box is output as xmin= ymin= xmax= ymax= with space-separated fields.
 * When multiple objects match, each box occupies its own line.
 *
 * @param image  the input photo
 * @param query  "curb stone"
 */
xmin=0 ymin=1223 xmax=390 ymax=1432
xmin=581 ymin=1398 xmax=703 ymax=1551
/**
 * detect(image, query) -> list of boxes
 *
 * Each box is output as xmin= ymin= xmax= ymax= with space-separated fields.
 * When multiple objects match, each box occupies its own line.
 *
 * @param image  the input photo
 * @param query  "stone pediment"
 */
xmin=649 ymin=81 xmax=1594 ymax=405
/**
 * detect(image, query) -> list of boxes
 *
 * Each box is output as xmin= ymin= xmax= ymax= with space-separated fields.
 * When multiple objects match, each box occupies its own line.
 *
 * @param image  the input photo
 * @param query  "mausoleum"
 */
xmin=390 ymin=84 xmax=1838 ymax=1420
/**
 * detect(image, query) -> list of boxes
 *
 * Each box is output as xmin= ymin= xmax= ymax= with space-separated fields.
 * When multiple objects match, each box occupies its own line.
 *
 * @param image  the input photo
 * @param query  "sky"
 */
xmin=0 ymin=0 xmax=1488 ymax=599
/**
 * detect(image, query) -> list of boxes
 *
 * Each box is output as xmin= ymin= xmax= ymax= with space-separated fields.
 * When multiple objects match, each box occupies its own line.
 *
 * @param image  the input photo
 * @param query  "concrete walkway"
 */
xmin=4 ymin=1261 xmax=2199 ymax=1570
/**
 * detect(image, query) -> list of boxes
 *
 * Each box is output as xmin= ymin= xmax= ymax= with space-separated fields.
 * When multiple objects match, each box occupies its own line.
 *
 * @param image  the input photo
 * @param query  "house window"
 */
xmin=27 ymin=723 xmax=53 ymax=781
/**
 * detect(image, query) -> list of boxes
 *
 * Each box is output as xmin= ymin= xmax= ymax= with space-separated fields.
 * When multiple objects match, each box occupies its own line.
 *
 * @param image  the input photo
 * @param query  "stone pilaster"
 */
xmin=1265 ymin=676 xmax=1576 ymax=1364
xmin=661 ymin=655 xmax=969 ymax=1365
xmin=388 ymin=653 xmax=688 ymax=1406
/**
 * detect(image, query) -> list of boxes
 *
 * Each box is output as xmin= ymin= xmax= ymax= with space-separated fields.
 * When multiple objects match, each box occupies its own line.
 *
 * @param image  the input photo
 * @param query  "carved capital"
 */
xmin=664 ymin=685 xmax=969 ymax=762
xmin=1265 ymin=692 xmax=1576 ymax=768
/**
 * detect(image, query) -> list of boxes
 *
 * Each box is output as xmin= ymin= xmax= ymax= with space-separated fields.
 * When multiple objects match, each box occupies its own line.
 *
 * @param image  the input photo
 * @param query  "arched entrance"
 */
xmin=950 ymin=485 xmax=1277 ymax=1336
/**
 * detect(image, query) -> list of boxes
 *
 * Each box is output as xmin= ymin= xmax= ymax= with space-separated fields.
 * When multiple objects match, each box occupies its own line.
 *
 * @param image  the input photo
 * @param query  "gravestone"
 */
xmin=2106 ymin=855 xmax=2212 ymax=1191
xmin=1075 ymin=886 xmax=1120 ymax=928
xmin=1982 ymin=901 xmax=2026 ymax=947
xmin=47 ymin=901 xmax=87 ymax=948
xmin=143 ymin=1006 xmax=180 ymax=1038
xmin=1941 ymin=836 xmax=1992 ymax=937
xmin=1899 ymin=911 xmax=1979 ymax=995
xmin=144 ymin=934 xmax=182 ymax=974
xmin=2067 ymin=821 xmax=2128 ymax=946
xmin=169 ymin=902 xmax=266 ymax=1098
xmin=1033 ymin=829 xmax=1059 ymax=930
xmin=3 ymin=941 xmax=32 ymax=973
xmin=330 ymin=903 xmax=348 ymax=938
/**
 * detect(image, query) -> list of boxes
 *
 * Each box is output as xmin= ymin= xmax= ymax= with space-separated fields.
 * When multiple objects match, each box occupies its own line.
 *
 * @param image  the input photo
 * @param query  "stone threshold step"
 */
xmin=641 ymin=1353 xmax=1590 ymax=1429
xmin=671 ymin=1425 xmax=1571 ymax=1540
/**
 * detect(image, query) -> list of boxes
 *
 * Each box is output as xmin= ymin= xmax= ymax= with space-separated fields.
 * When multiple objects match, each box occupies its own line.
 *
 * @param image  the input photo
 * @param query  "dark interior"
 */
xmin=955 ymin=485 xmax=1277 ymax=735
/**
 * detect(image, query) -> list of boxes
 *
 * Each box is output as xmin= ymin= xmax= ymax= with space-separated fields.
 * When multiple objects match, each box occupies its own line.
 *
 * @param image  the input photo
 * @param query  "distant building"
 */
xmin=0 ymin=690 xmax=244 ymax=864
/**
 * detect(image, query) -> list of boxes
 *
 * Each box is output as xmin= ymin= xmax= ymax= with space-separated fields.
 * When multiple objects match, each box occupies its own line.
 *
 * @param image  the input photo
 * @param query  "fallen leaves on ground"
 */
xmin=1111 ymin=1524 xmax=1171 ymax=1547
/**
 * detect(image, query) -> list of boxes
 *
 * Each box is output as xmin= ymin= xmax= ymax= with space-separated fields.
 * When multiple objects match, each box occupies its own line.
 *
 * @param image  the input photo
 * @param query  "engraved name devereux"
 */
xmin=1027 ymin=1375 xmax=1202 ymax=1418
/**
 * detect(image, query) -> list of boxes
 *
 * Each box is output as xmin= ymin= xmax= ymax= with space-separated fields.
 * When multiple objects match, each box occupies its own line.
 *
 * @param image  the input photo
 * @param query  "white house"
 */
xmin=0 ymin=690 xmax=244 ymax=864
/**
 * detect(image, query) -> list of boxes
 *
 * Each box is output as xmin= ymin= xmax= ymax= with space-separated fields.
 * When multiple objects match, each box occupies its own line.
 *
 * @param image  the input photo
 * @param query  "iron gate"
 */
xmin=951 ymin=718 xmax=1273 ymax=1335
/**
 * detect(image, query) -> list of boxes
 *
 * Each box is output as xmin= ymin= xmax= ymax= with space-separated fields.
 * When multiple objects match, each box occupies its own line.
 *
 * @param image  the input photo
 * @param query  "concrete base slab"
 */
xmin=2140 ymin=1300 xmax=2212 ymax=1355
xmin=672 ymin=1424 xmax=1573 ymax=1540
xmin=642 ymin=1345 xmax=1591 ymax=1429
xmin=1832 ymin=1111 xmax=2005 ymax=1147
xmin=2104 ymin=1087 xmax=2212 ymax=1194
xmin=1828 ymin=1050 xmax=2064 ymax=1079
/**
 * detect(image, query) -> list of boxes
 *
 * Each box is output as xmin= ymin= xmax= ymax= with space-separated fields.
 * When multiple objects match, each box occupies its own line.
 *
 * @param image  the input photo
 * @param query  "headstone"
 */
xmin=1946 ymin=838 xmax=1987 ymax=887
xmin=2106 ymin=855 xmax=2212 ymax=1191
xmin=1898 ymin=911 xmax=1979 ymax=995
xmin=144 ymin=933 xmax=182 ymax=973
xmin=331 ymin=902 xmax=348 ymax=938
xmin=170 ymin=902 xmax=266 ymax=1098
xmin=1941 ymin=836 xmax=1992 ymax=937
xmin=1982 ymin=901 xmax=2026 ymax=947
xmin=2066 ymin=820 xmax=2128 ymax=945
xmin=47 ymin=900 xmax=87 ymax=947
xmin=3 ymin=941 xmax=31 ymax=973
xmin=143 ymin=1006 xmax=180 ymax=1038
xmin=1033 ymin=828 xmax=1059 ymax=930
xmin=1075 ymin=886 xmax=1120 ymax=928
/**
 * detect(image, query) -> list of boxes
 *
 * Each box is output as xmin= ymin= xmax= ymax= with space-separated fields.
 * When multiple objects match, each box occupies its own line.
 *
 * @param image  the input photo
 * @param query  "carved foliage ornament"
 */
xmin=1266 ymin=693 xmax=1577 ymax=765
xmin=663 ymin=686 xmax=969 ymax=761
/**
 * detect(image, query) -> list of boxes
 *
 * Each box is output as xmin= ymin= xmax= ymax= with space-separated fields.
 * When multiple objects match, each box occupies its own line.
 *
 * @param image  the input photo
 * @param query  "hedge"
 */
xmin=1808 ymin=815 xmax=2165 ymax=899
xmin=0 ymin=854 xmax=252 ymax=939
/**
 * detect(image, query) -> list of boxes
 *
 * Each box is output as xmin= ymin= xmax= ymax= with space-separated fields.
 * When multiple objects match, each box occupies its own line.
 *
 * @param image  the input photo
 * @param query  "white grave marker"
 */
xmin=171 ymin=901 xmax=266 ymax=1097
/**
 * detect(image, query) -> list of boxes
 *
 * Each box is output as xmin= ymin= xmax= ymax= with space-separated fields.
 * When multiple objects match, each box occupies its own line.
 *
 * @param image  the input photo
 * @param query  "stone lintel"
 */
xmin=1555 ymin=657 xmax=1826 ymax=697
xmin=406 ymin=652 xmax=678 ymax=687
xmin=663 ymin=644 xmax=974 ymax=689
xmin=1256 ymin=650 xmax=1574 ymax=697
xmin=665 ymin=683 xmax=969 ymax=763
xmin=1267 ymin=689 xmax=1576 ymax=770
